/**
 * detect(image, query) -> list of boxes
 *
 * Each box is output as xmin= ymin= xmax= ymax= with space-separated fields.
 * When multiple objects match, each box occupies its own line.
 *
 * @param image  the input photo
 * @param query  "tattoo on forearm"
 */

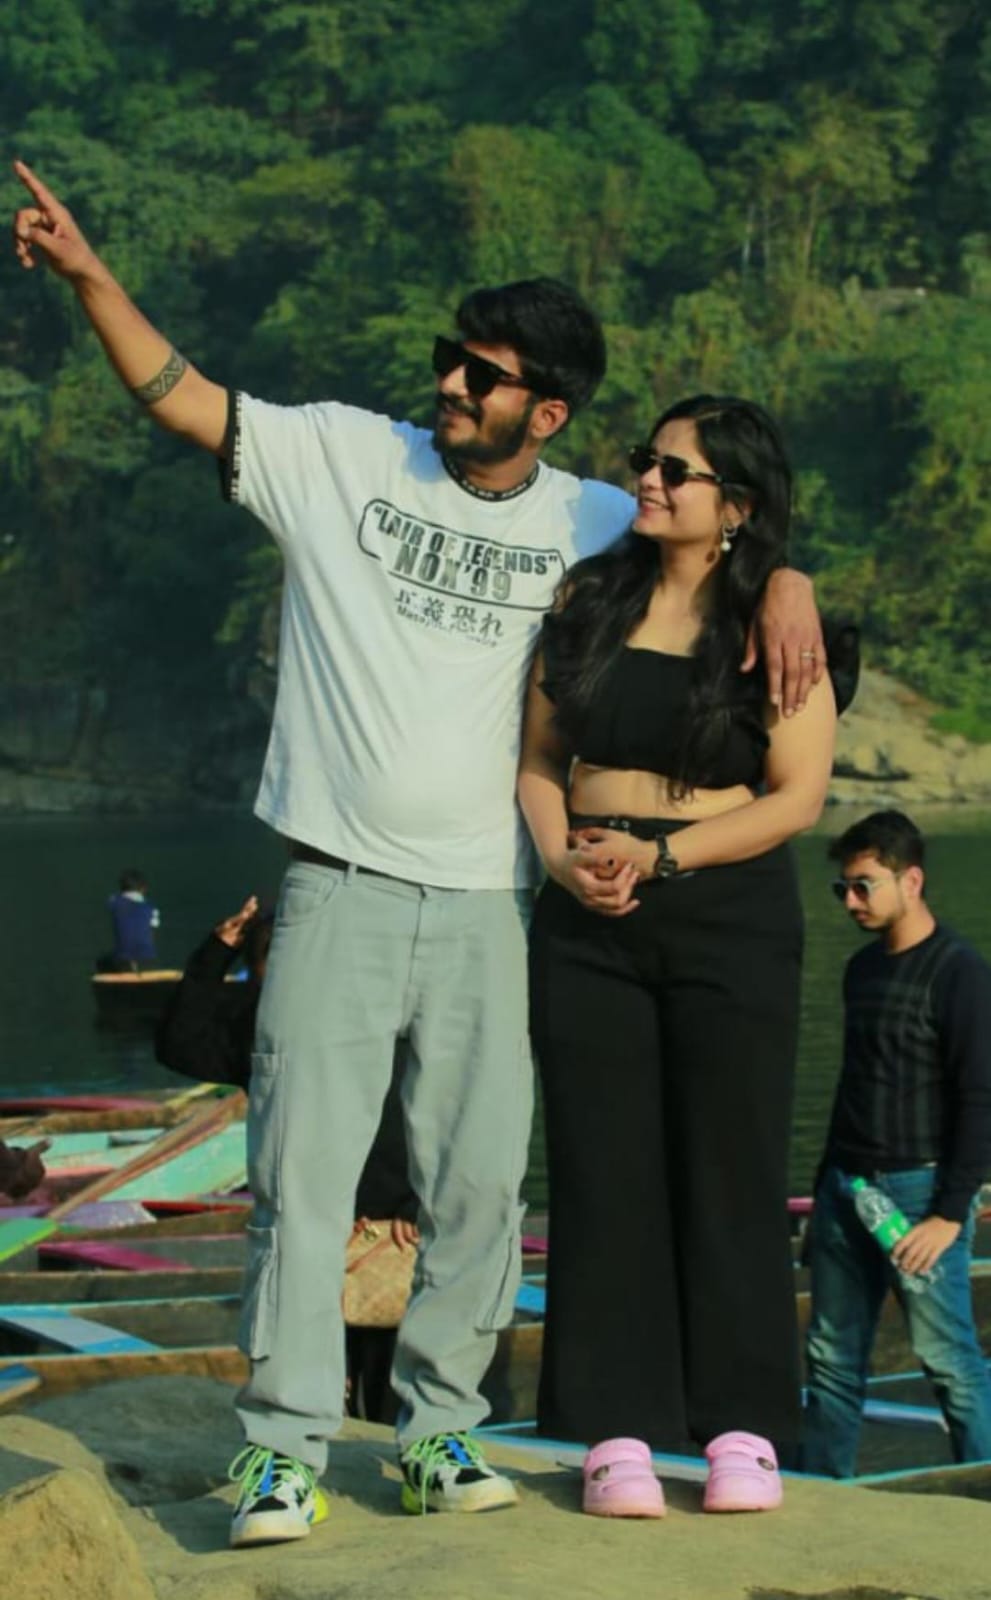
xmin=131 ymin=347 xmax=188 ymax=405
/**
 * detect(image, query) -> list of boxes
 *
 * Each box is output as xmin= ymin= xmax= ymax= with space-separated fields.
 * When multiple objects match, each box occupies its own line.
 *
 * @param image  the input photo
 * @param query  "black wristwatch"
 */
xmin=652 ymin=836 xmax=681 ymax=880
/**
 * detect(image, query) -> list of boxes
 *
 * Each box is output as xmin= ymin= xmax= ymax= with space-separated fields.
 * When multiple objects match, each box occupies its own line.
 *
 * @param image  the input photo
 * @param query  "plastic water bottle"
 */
xmin=849 ymin=1177 xmax=936 ymax=1294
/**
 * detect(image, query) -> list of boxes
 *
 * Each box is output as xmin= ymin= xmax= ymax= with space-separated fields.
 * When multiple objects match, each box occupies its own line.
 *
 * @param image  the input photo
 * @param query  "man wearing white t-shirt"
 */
xmin=13 ymin=161 xmax=824 ymax=1545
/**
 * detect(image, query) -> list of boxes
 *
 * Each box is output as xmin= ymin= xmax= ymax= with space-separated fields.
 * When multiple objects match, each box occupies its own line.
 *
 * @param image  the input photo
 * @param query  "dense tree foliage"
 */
xmin=2 ymin=0 xmax=991 ymax=741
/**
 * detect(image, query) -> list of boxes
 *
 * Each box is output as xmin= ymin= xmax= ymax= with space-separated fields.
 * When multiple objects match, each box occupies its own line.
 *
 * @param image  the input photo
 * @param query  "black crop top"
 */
xmin=544 ymin=645 xmax=770 ymax=790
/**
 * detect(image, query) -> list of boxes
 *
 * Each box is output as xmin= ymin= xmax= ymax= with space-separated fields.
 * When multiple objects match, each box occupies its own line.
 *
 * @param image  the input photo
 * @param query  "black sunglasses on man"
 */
xmin=432 ymin=335 xmax=549 ymax=401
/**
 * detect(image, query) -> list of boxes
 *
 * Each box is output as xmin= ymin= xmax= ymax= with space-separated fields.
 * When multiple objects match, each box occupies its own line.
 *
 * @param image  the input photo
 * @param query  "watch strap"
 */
xmin=652 ymin=835 xmax=680 ymax=879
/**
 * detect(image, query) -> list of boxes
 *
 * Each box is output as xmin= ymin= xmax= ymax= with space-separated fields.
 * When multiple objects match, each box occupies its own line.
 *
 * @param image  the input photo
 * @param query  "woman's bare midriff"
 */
xmin=569 ymin=761 xmax=755 ymax=821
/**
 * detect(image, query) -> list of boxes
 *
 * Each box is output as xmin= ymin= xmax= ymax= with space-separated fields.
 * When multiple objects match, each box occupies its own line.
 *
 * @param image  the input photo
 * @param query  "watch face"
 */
xmin=653 ymin=838 xmax=678 ymax=878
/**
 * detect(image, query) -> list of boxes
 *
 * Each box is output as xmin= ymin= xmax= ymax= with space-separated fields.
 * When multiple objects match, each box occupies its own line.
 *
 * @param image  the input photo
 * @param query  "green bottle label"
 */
xmin=873 ymin=1213 xmax=910 ymax=1251
xmin=850 ymin=1177 xmax=912 ymax=1252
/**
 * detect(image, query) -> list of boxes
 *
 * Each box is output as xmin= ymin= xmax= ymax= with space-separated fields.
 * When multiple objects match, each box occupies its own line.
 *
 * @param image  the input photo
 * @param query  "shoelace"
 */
xmin=228 ymin=1445 xmax=316 ymax=1510
xmin=403 ymin=1432 xmax=486 ymax=1513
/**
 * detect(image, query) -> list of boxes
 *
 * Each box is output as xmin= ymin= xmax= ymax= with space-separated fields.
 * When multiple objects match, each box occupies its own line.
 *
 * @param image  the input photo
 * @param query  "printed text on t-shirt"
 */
xmin=358 ymin=499 xmax=565 ymax=613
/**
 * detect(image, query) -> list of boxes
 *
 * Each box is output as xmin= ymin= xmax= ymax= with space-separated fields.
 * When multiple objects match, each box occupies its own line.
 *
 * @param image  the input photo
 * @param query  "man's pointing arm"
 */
xmin=12 ymin=159 xmax=227 ymax=454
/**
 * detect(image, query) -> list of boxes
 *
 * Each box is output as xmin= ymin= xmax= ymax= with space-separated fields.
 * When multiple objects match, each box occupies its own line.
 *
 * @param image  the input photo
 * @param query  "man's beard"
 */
xmin=432 ymin=395 xmax=535 ymax=466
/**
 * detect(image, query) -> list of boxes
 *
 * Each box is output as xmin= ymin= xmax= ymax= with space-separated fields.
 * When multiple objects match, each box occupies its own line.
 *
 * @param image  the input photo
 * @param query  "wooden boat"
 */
xmin=0 ymin=1292 xmax=243 ymax=1354
xmin=0 ymin=1362 xmax=41 ymax=1408
xmin=37 ymin=1128 xmax=184 ymax=1183
xmin=33 ymin=1122 xmax=247 ymax=1201
xmin=0 ymin=1285 xmax=543 ymax=1422
xmin=90 ymin=969 xmax=183 ymax=1024
xmin=0 ymin=1083 xmax=222 ymax=1137
xmin=0 ymin=1229 xmax=533 ymax=1310
xmin=0 ymin=1219 xmax=57 ymax=1269
xmin=1 ymin=1210 xmax=987 ymax=1480
xmin=1 ymin=1093 xmax=175 ymax=1119
xmin=29 ymin=1204 xmax=250 ymax=1246
xmin=4 ymin=1175 xmax=989 ymax=1347
xmin=91 ymin=967 xmax=246 ymax=1024
xmin=2 ymin=1261 xmax=987 ymax=1399
xmin=1 ymin=1265 xmax=243 ymax=1307
xmin=0 ymin=1234 xmax=249 ymax=1305
xmin=0 ymin=1093 xmax=247 ymax=1266
xmin=0 ymin=1203 xmax=250 ymax=1292
xmin=0 ymin=1122 xmax=986 ymax=1479
xmin=0 ymin=1343 xmax=246 ymax=1408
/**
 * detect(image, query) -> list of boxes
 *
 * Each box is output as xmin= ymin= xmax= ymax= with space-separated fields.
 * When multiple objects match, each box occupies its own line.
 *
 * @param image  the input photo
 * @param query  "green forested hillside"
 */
xmin=2 ymin=0 xmax=991 ymax=750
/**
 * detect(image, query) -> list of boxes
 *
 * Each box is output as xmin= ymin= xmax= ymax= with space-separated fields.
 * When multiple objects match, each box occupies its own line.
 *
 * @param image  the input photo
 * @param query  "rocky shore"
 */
xmin=1 ymin=666 xmax=990 ymax=814
xmin=0 ymin=1375 xmax=988 ymax=1600
xmin=831 ymin=669 xmax=991 ymax=808
xmin=0 ymin=680 xmax=265 ymax=814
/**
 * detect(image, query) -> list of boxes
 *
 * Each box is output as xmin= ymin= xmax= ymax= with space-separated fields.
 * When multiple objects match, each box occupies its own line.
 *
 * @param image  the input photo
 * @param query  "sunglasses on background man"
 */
xmin=830 ymin=873 xmax=903 ymax=903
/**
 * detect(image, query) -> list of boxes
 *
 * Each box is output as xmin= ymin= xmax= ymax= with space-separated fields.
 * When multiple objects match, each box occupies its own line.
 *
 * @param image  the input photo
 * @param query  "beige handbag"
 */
xmin=343 ymin=1220 xmax=416 ymax=1328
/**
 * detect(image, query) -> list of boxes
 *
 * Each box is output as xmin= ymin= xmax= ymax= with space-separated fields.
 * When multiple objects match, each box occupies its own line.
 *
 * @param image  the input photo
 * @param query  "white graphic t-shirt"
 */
xmin=226 ymin=395 xmax=634 ymax=888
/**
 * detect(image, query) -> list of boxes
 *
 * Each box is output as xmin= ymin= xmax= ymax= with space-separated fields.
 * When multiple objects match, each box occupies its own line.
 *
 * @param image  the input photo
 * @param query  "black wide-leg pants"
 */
xmin=529 ymin=835 xmax=804 ymax=1454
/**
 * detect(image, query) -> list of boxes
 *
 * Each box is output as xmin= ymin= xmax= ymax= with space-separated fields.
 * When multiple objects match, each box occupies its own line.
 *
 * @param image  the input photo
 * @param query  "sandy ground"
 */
xmin=0 ymin=1376 xmax=987 ymax=1600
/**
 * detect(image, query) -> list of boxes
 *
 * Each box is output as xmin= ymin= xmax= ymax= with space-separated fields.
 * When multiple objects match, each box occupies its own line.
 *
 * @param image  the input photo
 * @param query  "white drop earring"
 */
xmin=720 ymin=523 xmax=737 ymax=554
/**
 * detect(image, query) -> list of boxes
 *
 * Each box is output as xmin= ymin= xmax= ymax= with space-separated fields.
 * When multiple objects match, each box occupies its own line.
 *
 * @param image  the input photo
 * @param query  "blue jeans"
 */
xmin=803 ymin=1164 xmax=991 ymax=1476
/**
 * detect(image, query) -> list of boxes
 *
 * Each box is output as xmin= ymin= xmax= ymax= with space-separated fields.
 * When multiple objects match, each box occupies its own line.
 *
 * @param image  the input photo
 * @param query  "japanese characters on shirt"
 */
xmin=358 ymin=497 xmax=564 ymax=649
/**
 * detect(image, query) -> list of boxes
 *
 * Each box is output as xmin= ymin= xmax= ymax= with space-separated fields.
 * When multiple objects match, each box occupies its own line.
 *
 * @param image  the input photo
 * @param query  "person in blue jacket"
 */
xmin=103 ymin=867 xmax=161 ymax=970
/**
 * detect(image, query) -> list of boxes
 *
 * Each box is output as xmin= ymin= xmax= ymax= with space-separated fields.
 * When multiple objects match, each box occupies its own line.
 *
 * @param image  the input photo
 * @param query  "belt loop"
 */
xmin=345 ymin=862 xmax=360 ymax=885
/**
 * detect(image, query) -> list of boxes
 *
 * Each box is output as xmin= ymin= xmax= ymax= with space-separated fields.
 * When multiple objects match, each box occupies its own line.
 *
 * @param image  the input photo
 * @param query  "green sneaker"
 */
xmin=400 ymin=1432 xmax=519 ymax=1515
xmin=228 ymin=1445 xmax=329 ymax=1547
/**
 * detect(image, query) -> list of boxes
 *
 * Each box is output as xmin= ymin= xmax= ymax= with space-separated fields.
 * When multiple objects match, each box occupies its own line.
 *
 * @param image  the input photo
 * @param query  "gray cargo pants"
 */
xmin=235 ymin=858 xmax=532 ymax=1469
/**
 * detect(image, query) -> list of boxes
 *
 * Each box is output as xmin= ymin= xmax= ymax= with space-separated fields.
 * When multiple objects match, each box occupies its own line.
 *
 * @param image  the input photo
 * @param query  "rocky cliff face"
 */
xmin=1 ymin=666 xmax=989 ymax=813
xmin=831 ymin=668 xmax=991 ymax=806
xmin=0 ymin=680 xmax=267 ymax=812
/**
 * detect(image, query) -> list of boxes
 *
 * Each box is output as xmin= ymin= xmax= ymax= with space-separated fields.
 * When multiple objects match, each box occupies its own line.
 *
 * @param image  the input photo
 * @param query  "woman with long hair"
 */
xmin=519 ymin=394 xmax=838 ymax=1514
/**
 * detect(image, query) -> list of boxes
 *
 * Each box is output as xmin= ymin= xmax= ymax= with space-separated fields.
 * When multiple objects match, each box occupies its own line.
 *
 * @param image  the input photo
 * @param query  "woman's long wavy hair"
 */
xmin=543 ymin=394 xmax=792 ymax=794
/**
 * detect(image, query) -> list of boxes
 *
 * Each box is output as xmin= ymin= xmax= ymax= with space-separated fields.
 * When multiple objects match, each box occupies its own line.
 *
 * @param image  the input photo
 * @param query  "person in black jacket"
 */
xmin=804 ymin=810 xmax=991 ymax=1474
xmin=155 ymin=896 xmax=266 ymax=1092
xmin=155 ymin=895 xmax=418 ymax=1420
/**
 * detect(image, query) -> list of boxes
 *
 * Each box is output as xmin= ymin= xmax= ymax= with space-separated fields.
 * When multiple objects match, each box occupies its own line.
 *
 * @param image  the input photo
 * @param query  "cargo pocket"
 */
xmin=247 ymin=1052 xmax=288 ymax=1211
xmin=475 ymin=1202 xmax=527 ymax=1332
xmin=239 ymin=1223 xmax=279 ymax=1360
xmin=275 ymin=861 xmax=342 ymax=928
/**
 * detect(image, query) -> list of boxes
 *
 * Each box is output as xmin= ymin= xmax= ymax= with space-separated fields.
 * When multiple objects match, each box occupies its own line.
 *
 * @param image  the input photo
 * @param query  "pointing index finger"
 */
xmin=13 ymin=159 xmax=64 ymax=217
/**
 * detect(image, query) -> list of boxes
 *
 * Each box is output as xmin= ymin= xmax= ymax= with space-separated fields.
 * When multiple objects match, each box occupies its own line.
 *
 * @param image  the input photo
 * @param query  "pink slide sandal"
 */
xmin=703 ymin=1430 xmax=782 ymax=1512
xmin=582 ymin=1438 xmax=666 ymax=1518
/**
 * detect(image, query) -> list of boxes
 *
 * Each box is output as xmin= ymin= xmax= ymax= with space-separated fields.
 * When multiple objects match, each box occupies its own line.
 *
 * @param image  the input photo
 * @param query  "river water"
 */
xmin=2 ymin=808 xmax=989 ymax=1205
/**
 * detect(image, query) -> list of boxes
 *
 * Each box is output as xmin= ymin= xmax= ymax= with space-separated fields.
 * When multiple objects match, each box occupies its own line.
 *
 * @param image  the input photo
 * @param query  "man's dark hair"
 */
xmin=119 ymin=867 xmax=147 ymax=892
xmin=827 ymin=809 xmax=926 ymax=872
xmin=455 ymin=277 xmax=606 ymax=418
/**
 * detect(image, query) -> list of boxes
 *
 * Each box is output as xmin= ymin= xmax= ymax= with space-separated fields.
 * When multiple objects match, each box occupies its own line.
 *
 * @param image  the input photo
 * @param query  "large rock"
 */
xmin=5 ymin=1382 xmax=991 ymax=1600
xmin=832 ymin=667 xmax=991 ymax=805
xmin=0 ymin=1467 xmax=156 ymax=1600
xmin=0 ymin=678 xmax=266 ymax=812
xmin=4 ymin=656 xmax=991 ymax=813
